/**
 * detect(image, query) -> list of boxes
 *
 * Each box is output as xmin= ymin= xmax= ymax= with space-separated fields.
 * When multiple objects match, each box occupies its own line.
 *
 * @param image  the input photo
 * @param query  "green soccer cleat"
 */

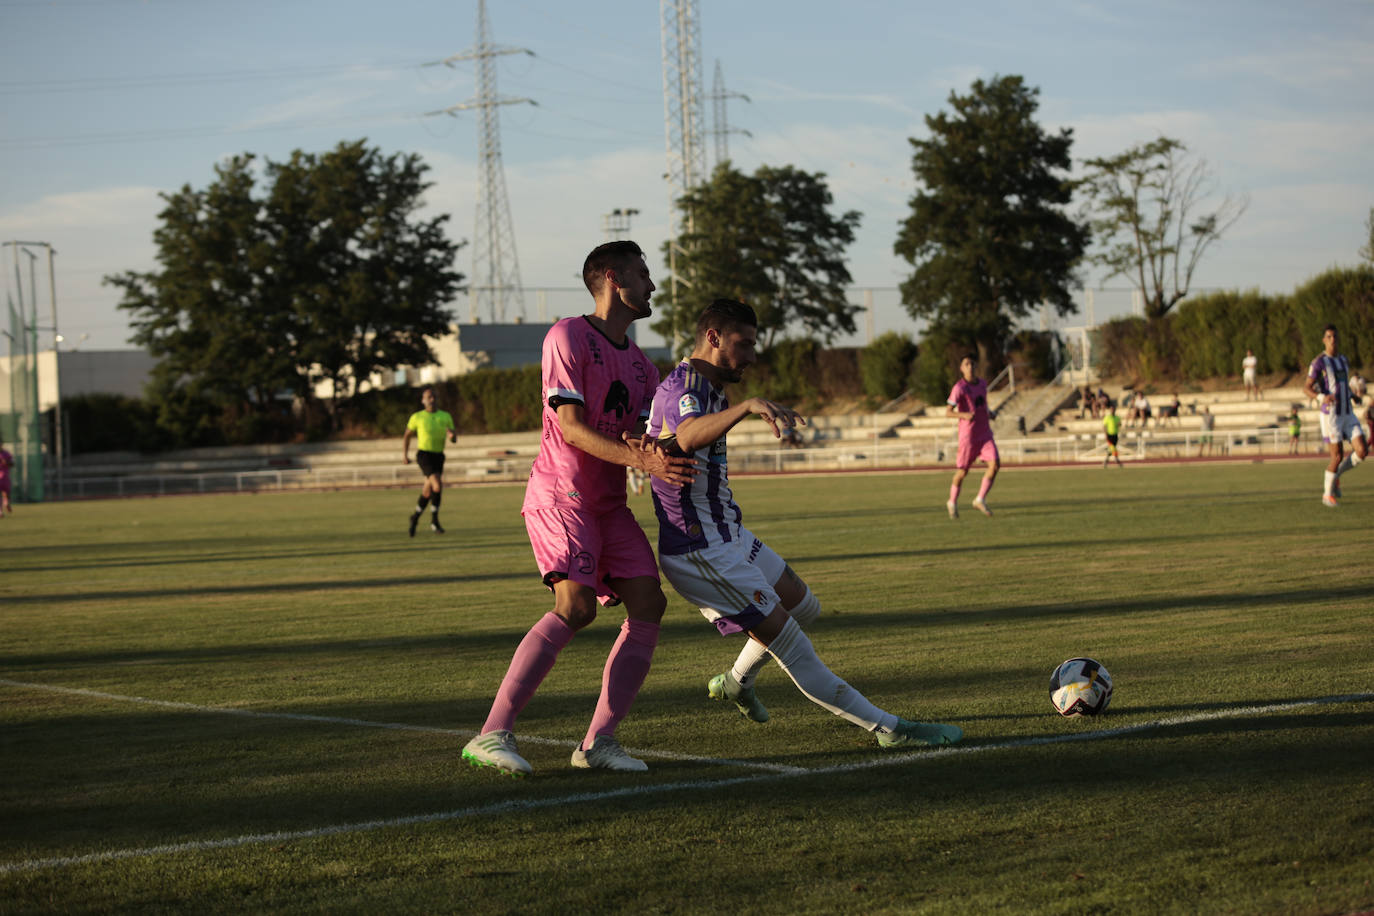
xmin=708 ymin=672 xmax=769 ymax=723
xmin=877 ymin=719 xmax=963 ymax=749
xmin=462 ymin=730 xmax=531 ymax=777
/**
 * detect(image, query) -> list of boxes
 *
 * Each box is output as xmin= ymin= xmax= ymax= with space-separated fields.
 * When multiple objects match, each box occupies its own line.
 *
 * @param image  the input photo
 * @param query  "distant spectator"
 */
xmin=1094 ymin=388 xmax=1109 ymax=419
xmin=1078 ymin=385 xmax=1093 ymax=420
xmin=781 ymin=425 xmax=803 ymax=449
xmin=1242 ymin=349 xmax=1260 ymax=400
xmin=1161 ymin=393 xmax=1182 ymax=428
xmin=1198 ymin=407 xmax=1216 ymax=457
xmin=1288 ymin=408 xmax=1302 ymax=455
xmin=1135 ymin=393 xmax=1152 ymax=428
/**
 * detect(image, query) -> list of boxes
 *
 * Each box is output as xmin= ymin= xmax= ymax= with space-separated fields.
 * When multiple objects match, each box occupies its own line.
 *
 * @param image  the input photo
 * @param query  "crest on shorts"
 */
xmin=688 ymin=523 xmax=702 ymax=537
xmin=753 ymin=590 xmax=766 ymax=606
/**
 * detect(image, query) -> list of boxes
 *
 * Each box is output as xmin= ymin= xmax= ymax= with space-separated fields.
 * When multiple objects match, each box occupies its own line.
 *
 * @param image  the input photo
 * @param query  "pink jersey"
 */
xmin=0 ymin=448 xmax=11 ymax=486
xmin=948 ymin=377 xmax=993 ymax=441
xmin=522 ymin=316 xmax=660 ymax=515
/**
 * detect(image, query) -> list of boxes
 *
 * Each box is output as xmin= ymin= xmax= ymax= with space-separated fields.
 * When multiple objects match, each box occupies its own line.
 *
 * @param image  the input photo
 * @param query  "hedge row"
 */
xmin=1098 ymin=266 xmax=1373 ymax=381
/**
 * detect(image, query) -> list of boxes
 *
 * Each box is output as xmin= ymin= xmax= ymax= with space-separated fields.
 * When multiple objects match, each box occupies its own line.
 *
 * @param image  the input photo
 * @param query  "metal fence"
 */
xmin=50 ymin=425 xmax=1320 ymax=500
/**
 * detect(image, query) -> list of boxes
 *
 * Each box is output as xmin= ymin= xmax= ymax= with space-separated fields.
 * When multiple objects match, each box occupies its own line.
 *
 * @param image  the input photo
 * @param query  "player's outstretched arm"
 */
xmin=401 ymin=427 xmax=415 ymax=464
xmin=674 ymin=397 xmax=807 ymax=454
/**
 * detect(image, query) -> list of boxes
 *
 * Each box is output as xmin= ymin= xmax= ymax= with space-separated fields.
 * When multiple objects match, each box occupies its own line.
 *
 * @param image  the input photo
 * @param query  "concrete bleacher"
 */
xmin=1043 ymin=386 xmax=1311 ymax=437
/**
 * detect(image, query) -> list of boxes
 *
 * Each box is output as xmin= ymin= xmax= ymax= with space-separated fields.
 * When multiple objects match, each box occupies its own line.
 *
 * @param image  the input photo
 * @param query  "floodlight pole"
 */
xmin=3 ymin=240 xmax=61 ymax=499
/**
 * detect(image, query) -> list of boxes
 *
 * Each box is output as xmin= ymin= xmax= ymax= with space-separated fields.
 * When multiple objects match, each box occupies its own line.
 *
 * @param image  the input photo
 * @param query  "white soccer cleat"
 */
xmin=946 ymin=500 xmax=959 ymax=520
xmin=462 ymin=730 xmax=532 ymax=777
xmin=971 ymin=498 xmax=993 ymax=517
xmin=1321 ymin=494 xmax=1339 ymax=508
xmin=571 ymin=735 xmax=648 ymax=772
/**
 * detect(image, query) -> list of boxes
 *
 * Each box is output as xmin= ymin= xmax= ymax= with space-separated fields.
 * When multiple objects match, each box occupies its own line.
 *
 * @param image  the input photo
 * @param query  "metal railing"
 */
xmin=49 ymin=425 xmax=1317 ymax=499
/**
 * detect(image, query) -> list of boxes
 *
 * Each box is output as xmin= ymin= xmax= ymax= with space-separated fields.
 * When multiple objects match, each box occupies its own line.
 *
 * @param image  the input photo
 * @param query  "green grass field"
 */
xmin=2 ymin=461 xmax=1372 ymax=914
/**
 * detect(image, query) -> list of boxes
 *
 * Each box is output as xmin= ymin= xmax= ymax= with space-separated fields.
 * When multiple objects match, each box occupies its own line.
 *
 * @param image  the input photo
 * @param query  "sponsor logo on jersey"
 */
xmin=679 ymin=392 xmax=702 ymax=416
xmin=603 ymin=380 xmax=631 ymax=419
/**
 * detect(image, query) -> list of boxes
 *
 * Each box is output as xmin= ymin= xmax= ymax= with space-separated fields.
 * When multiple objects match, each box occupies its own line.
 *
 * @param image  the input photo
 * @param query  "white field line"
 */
xmin=0 ymin=679 xmax=805 ymax=774
xmin=2 ymin=690 xmax=1369 ymax=876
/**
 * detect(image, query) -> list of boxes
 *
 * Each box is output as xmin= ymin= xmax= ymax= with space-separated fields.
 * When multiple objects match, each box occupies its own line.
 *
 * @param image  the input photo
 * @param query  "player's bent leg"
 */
xmin=762 ymin=614 xmax=894 ymax=732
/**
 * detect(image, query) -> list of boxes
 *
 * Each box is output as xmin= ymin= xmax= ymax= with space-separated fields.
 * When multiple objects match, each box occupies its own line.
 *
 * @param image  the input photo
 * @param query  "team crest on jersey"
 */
xmin=688 ymin=523 xmax=702 ymax=538
xmin=679 ymin=393 xmax=702 ymax=416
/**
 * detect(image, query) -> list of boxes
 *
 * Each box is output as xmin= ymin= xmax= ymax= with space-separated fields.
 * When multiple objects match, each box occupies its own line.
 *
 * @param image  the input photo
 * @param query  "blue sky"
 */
xmin=2 ymin=0 xmax=1371 ymax=352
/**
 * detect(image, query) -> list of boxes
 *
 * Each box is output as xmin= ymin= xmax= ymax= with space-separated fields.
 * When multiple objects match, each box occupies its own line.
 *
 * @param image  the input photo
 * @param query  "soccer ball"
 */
xmin=1049 ymin=657 xmax=1113 ymax=717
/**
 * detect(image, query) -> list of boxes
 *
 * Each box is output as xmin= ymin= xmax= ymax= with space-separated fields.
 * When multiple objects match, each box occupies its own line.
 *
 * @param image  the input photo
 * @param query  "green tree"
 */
xmin=107 ymin=141 xmax=464 ymax=442
xmin=655 ymin=162 xmax=861 ymax=353
xmin=895 ymin=75 xmax=1088 ymax=368
xmin=1081 ymin=136 xmax=1247 ymax=320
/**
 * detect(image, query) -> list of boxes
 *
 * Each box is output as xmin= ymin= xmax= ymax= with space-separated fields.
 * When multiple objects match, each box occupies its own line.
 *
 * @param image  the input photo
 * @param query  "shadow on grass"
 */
xmin=3 ymin=697 xmax=1368 ymax=868
xmin=7 ymin=537 xmax=529 ymax=575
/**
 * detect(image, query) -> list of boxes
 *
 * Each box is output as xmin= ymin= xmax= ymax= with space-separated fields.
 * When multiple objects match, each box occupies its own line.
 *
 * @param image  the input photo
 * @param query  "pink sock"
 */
xmin=481 ymin=612 xmax=575 ymax=734
xmin=949 ymin=482 xmax=961 ymax=503
xmin=976 ymin=476 xmax=994 ymax=501
xmin=582 ymin=618 xmax=660 ymax=749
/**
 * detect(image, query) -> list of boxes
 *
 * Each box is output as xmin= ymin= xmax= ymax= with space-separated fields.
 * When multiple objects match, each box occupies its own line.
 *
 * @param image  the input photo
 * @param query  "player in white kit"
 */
xmin=1303 ymin=324 xmax=1367 ymax=507
xmin=647 ymin=299 xmax=962 ymax=750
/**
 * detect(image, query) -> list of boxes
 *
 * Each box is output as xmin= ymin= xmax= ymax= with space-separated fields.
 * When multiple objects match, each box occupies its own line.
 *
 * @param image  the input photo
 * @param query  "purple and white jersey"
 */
xmin=1308 ymin=353 xmax=1356 ymax=417
xmin=646 ymin=360 xmax=742 ymax=556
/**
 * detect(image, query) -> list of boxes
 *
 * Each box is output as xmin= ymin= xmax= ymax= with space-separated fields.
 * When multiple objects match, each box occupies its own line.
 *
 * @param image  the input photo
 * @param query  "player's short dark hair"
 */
xmin=695 ymin=298 xmax=757 ymax=344
xmin=1324 ymin=323 xmax=1338 ymax=334
xmin=962 ymin=352 xmax=978 ymax=364
xmin=582 ymin=240 xmax=645 ymax=295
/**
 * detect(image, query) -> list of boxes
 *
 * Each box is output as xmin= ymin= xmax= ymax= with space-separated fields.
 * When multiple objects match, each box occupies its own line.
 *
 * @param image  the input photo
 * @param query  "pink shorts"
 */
xmin=956 ymin=433 xmax=999 ymax=470
xmin=523 ymin=505 xmax=658 ymax=605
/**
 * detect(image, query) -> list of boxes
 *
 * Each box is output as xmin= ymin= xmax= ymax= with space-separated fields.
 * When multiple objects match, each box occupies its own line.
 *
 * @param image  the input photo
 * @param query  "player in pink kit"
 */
xmin=0 ymin=437 xmax=12 ymax=517
xmin=462 ymin=241 xmax=696 ymax=777
xmin=945 ymin=353 xmax=999 ymax=518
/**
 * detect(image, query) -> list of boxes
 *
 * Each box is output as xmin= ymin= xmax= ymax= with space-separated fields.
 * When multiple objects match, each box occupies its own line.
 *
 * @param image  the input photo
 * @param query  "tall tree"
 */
xmin=108 ymin=141 xmax=464 ymax=440
xmin=895 ymin=75 xmax=1088 ymax=368
xmin=655 ymin=162 xmax=861 ymax=352
xmin=1081 ymin=136 xmax=1247 ymax=320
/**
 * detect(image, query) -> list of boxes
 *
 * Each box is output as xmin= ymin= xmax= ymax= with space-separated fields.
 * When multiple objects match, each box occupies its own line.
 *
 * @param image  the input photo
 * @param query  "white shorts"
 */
xmin=659 ymin=526 xmax=785 ymax=636
xmin=1243 ymin=368 xmax=1256 ymax=385
xmin=1320 ymin=412 xmax=1366 ymax=444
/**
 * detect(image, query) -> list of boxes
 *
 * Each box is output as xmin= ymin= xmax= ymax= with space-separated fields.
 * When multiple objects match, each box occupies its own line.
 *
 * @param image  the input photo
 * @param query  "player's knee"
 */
xmin=626 ymin=588 xmax=667 ymax=623
xmin=787 ymin=588 xmax=822 ymax=628
xmin=554 ymin=590 xmax=599 ymax=630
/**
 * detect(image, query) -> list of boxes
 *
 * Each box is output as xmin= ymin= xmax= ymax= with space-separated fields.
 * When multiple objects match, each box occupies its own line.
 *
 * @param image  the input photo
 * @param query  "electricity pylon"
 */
xmin=709 ymin=59 xmax=750 ymax=168
xmin=660 ymin=0 xmax=706 ymax=349
xmin=426 ymin=0 xmax=533 ymax=323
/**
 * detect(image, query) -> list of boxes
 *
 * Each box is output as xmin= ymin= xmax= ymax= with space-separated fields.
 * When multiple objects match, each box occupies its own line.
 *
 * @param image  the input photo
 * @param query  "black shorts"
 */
xmin=416 ymin=450 xmax=445 ymax=478
xmin=1106 ymin=434 xmax=1119 ymax=446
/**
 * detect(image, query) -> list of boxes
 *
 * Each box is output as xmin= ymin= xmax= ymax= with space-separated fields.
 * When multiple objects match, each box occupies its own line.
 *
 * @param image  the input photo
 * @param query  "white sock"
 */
xmin=730 ymin=638 xmax=772 ymax=688
xmin=1324 ymin=470 xmax=1336 ymax=495
xmin=731 ymin=591 xmax=822 ymax=687
xmin=766 ymin=617 xmax=897 ymax=732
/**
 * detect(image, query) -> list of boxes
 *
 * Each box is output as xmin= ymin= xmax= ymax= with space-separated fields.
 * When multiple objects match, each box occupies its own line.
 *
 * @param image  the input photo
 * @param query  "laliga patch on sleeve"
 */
xmin=679 ymin=393 xmax=702 ymax=416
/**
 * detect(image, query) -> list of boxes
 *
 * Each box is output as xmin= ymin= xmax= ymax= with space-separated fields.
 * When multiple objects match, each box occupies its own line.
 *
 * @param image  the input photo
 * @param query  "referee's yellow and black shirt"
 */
xmin=407 ymin=409 xmax=454 ymax=452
